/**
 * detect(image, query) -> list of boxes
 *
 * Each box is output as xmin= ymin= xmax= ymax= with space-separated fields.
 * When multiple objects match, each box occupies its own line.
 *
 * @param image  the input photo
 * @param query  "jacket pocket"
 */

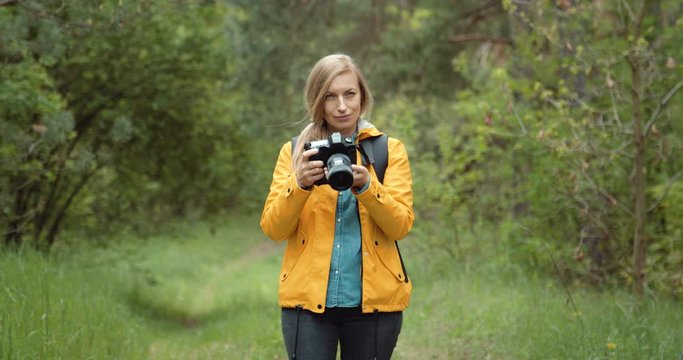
xmin=372 ymin=228 xmax=407 ymax=283
xmin=280 ymin=229 xmax=308 ymax=283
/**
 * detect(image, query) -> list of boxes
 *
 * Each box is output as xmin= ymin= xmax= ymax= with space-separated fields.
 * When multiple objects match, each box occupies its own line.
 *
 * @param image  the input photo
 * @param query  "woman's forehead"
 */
xmin=327 ymin=72 xmax=358 ymax=93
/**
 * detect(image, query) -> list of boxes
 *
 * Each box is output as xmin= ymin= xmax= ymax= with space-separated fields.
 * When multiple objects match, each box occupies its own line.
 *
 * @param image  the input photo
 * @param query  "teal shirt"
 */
xmin=325 ymin=134 xmax=369 ymax=308
xmin=325 ymin=187 xmax=364 ymax=307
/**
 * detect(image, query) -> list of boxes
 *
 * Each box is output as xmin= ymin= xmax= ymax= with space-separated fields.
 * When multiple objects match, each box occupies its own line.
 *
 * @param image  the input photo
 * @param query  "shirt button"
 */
xmin=337 ymin=244 xmax=340 ymax=248
xmin=337 ymin=218 xmax=341 ymax=222
xmin=335 ymin=270 xmax=339 ymax=274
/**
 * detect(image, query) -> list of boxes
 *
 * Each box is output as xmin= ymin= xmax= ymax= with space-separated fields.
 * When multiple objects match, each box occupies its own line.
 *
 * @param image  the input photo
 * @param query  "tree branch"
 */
xmin=647 ymin=171 xmax=683 ymax=213
xmin=0 ymin=0 xmax=18 ymax=7
xmin=460 ymin=0 xmax=500 ymax=20
xmin=449 ymin=34 xmax=512 ymax=45
xmin=461 ymin=0 xmax=503 ymax=32
xmin=581 ymin=169 xmax=633 ymax=216
xmin=43 ymin=167 xmax=99 ymax=247
xmin=644 ymin=78 xmax=683 ymax=137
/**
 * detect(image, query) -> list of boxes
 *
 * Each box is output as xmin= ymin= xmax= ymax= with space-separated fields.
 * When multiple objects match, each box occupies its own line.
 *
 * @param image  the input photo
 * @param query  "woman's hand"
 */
xmin=351 ymin=164 xmax=370 ymax=191
xmin=296 ymin=148 xmax=325 ymax=189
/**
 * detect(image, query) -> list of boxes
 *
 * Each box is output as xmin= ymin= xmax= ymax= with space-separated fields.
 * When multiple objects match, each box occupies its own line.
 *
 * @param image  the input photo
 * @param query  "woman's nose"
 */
xmin=337 ymin=96 xmax=347 ymax=111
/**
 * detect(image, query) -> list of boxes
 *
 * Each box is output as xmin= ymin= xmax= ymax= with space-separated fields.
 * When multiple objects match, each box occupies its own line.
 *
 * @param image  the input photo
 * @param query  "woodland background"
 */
xmin=1 ymin=1 xmax=682 ymax=358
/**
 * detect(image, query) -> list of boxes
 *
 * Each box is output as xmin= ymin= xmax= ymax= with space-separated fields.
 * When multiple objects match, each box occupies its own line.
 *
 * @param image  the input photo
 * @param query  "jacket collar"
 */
xmin=356 ymin=119 xmax=383 ymax=141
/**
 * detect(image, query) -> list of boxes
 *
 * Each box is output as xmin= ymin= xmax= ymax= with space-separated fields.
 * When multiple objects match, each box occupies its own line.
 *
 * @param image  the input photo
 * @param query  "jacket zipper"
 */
xmin=357 ymin=203 xmax=365 ymax=310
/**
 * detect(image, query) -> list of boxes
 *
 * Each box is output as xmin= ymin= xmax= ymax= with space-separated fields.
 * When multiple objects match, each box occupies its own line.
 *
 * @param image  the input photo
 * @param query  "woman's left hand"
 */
xmin=351 ymin=164 xmax=370 ymax=191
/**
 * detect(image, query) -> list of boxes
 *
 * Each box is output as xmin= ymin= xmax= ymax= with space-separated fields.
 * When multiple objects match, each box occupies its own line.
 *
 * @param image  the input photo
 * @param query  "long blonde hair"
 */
xmin=292 ymin=54 xmax=374 ymax=169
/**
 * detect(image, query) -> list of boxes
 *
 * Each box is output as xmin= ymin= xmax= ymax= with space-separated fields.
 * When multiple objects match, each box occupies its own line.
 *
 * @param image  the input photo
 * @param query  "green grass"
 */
xmin=0 ymin=247 xmax=145 ymax=359
xmin=1 ymin=216 xmax=285 ymax=359
xmin=2 ymin=215 xmax=682 ymax=359
xmin=395 ymin=246 xmax=683 ymax=359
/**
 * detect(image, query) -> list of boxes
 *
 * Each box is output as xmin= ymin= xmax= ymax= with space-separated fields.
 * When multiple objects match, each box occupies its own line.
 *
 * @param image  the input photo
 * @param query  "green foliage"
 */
xmin=0 ymin=59 xmax=72 ymax=247
xmin=373 ymin=0 xmax=683 ymax=296
xmin=2 ymin=0 xmax=682 ymax=298
xmin=499 ymin=0 xmax=683 ymax=294
xmin=4 ymin=4 xmax=683 ymax=359
xmin=1 ymin=1 xmax=250 ymax=246
xmin=648 ymin=181 xmax=683 ymax=297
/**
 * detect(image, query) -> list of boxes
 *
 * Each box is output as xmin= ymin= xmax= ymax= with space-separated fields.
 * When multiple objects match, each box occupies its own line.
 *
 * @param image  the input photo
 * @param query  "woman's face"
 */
xmin=323 ymin=71 xmax=361 ymax=137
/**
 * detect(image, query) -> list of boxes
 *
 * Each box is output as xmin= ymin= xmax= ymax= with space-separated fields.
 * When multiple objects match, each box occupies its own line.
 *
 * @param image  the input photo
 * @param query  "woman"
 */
xmin=260 ymin=54 xmax=414 ymax=360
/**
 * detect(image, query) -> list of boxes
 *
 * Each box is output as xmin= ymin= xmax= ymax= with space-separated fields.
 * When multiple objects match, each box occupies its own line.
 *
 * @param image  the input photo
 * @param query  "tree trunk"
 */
xmin=631 ymin=1 xmax=648 ymax=299
xmin=5 ymin=177 xmax=30 ymax=247
xmin=44 ymin=170 xmax=97 ymax=248
xmin=632 ymin=59 xmax=646 ymax=299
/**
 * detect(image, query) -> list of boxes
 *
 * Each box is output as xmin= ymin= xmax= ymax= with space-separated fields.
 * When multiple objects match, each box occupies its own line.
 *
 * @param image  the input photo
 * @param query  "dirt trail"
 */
xmin=146 ymin=239 xmax=283 ymax=358
xmin=188 ymin=239 xmax=282 ymax=312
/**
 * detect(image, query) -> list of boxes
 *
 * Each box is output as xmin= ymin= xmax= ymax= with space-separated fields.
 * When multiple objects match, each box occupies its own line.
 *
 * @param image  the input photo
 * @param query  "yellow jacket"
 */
xmin=260 ymin=125 xmax=414 ymax=314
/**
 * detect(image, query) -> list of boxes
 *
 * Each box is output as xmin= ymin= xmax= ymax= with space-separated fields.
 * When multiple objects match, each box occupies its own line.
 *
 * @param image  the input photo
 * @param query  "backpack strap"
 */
xmin=291 ymin=136 xmax=298 ymax=153
xmin=359 ymin=134 xmax=388 ymax=184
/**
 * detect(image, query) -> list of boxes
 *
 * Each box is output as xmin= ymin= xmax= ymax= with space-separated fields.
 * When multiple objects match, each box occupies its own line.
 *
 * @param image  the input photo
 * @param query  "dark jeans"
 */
xmin=281 ymin=307 xmax=402 ymax=360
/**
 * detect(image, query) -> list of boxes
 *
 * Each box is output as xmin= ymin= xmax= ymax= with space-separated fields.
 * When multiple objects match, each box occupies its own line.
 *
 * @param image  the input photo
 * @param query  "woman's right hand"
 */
xmin=296 ymin=148 xmax=325 ymax=189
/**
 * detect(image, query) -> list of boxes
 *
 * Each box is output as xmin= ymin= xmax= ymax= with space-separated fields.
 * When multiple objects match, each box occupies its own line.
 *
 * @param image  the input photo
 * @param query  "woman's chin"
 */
xmin=328 ymin=120 xmax=357 ymax=135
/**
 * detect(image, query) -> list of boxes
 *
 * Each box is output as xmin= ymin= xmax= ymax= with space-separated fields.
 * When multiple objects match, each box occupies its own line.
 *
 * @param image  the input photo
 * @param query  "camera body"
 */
xmin=304 ymin=132 xmax=357 ymax=191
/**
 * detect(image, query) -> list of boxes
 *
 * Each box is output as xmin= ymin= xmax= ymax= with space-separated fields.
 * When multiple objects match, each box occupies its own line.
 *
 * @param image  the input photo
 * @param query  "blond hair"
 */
xmin=292 ymin=54 xmax=374 ymax=168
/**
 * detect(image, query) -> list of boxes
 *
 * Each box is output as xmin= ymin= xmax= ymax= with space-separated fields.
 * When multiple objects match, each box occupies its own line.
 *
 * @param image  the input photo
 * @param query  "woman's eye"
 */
xmin=345 ymin=92 xmax=356 ymax=98
xmin=325 ymin=94 xmax=335 ymax=100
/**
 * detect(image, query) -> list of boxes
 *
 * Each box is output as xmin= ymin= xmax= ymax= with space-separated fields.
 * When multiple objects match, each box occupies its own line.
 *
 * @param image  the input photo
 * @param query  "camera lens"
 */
xmin=326 ymin=153 xmax=354 ymax=191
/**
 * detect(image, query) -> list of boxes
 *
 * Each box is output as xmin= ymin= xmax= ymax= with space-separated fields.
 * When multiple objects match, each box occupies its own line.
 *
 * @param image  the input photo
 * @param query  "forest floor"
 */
xmin=1 ymin=214 xmax=682 ymax=359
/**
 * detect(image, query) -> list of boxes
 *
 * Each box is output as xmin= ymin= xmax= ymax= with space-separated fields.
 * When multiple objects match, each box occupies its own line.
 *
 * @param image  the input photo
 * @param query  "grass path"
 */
xmin=119 ymin=218 xmax=287 ymax=359
xmin=2 ymin=215 xmax=682 ymax=359
xmin=185 ymin=240 xmax=281 ymax=324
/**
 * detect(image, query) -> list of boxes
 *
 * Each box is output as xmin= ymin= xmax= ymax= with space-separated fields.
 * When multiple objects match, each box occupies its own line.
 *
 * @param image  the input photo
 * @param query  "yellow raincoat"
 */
xmin=260 ymin=125 xmax=414 ymax=314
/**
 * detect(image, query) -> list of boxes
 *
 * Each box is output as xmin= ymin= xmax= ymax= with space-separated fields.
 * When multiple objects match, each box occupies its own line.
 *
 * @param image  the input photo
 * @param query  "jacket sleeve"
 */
xmin=356 ymin=138 xmax=414 ymax=240
xmin=260 ymin=142 xmax=312 ymax=241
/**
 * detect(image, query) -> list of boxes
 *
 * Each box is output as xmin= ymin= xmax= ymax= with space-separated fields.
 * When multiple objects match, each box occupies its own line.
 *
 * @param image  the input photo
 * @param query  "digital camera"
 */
xmin=304 ymin=132 xmax=357 ymax=191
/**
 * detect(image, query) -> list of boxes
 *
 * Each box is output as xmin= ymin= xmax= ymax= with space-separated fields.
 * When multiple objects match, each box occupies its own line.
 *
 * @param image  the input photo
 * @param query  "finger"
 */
xmin=302 ymin=148 xmax=319 ymax=161
xmin=298 ymin=170 xmax=321 ymax=188
xmin=304 ymin=166 xmax=325 ymax=178
xmin=297 ymin=160 xmax=323 ymax=181
xmin=351 ymin=164 xmax=368 ymax=174
xmin=301 ymin=168 xmax=325 ymax=187
xmin=308 ymin=160 xmax=325 ymax=169
xmin=312 ymin=172 xmax=325 ymax=181
xmin=308 ymin=166 xmax=324 ymax=175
